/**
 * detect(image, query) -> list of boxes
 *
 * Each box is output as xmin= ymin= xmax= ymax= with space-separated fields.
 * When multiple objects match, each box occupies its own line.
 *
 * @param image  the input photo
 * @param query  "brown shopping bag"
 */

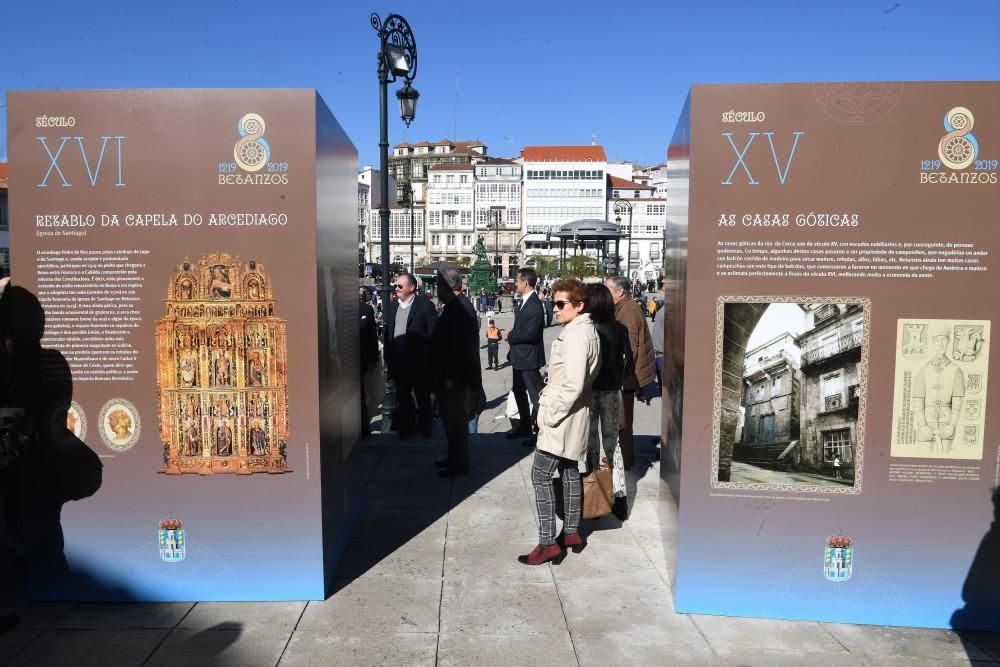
xmin=555 ymin=468 xmax=614 ymax=520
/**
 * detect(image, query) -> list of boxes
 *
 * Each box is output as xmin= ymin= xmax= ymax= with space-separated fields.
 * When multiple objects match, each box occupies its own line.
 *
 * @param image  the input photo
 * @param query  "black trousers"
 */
xmin=487 ymin=341 xmax=499 ymax=368
xmin=512 ymin=367 xmax=543 ymax=433
xmin=395 ymin=376 xmax=432 ymax=435
xmin=440 ymin=384 xmax=470 ymax=472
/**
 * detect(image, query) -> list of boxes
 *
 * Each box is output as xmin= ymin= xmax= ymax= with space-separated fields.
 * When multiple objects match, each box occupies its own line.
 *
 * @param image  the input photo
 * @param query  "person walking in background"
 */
xmin=543 ymin=290 xmax=555 ymax=328
xmin=384 ymin=273 xmax=438 ymax=439
xmin=586 ymin=283 xmax=632 ymax=520
xmin=519 ymin=278 xmax=600 ymax=565
xmin=359 ymin=293 xmax=380 ymax=438
xmin=478 ymin=288 xmax=489 ymax=315
xmin=506 ymin=268 xmax=545 ymax=446
xmin=430 ymin=267 xmax=480 ymax=477
xmin=651 ymin=277 xmax=666 ymax=392
xmin=485 ymin=319 xmax=503 ymax=370
xmin=604 ymin=275 xmax=656 ymax=469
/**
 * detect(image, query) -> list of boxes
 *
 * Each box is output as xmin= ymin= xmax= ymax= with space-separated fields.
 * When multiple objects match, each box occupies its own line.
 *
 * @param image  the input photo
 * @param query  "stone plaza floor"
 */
xmin=1 ymin=308 xmax=999 ymax=665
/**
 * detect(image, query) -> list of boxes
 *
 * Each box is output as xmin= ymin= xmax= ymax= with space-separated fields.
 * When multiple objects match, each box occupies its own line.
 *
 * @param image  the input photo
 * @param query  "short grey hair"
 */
xmin=439 ymin=267 xmax=463 ymax=291
xmin=605 ymin=274 xmax=628 ymax=293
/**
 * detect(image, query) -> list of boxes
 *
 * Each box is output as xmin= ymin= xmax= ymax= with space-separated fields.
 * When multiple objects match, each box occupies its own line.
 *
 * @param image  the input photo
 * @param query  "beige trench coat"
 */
xmin=536 ymin=313 xmax=601 ymax=462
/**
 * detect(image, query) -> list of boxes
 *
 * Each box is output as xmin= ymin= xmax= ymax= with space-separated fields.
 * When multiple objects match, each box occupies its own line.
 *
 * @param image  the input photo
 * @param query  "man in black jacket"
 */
xmin=359 ymin=295 xmax=380 ymax=438
xmin=383 ymin=273 xmax=438 ymax=438
xmin=506 ymin=268 xmax=545 ymax=446
xmin=430 ymin=267 xmax=480 ymax=477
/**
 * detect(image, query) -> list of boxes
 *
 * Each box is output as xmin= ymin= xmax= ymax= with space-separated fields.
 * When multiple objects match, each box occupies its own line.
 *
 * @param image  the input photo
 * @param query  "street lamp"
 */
xmin=488 ymin=208 xmax=502 ymax=280
xmin=372 ymin=12 xmax=419 ymax=433
xmin=614 ymin=199 xmax=634 ymax=282
xmin=402 ymin=182 xmax=415 ymax=272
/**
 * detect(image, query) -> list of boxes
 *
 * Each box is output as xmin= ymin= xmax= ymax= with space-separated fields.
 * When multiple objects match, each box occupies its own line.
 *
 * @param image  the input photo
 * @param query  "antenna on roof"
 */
xmin=453 ymin=70 xmax=459 ymax=140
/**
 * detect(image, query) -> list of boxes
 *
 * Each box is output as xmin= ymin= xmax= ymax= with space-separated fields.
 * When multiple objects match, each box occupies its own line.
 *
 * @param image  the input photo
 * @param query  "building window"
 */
xmin=772 ymin=376 xmax=781 ymax=392
xmin=460 ymin=175 xmax=467 ymax=183
xmin=823 ymin=429 xmax=852 ymax=462
xmin=446 ymin=234 xmax=456 ymax=246
xmin=756 ymin=382 xmax=765 ymax=399
xmin=431 ymin=234 xmax=440 ymax=246
xmin=433 ymin=175 xmax=441 ymax=183
xmin=822 ymin=372 xmax=844 ymax=411
xmin=461 ymin=234 xmax=471 ymax=247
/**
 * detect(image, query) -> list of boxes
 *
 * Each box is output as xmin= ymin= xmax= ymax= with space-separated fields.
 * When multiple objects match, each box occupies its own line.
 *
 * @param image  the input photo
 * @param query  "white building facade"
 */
xmin=607 ymin=174 xmax=667 ymax=282
xmin=521 ymin=145 xmax=608 ymax=258
xmin=475 ymin=157 xmax=522 ymax=278
xmin=426 ymin=162 xmax=477 ymax=262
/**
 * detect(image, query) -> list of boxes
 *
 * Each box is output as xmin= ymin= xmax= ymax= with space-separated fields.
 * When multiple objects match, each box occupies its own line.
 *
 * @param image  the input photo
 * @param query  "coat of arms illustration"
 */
xmin=824 ymin=531 xmax=853 ymax=582
xmin=159 ymin=515 xmax=186 ymax=562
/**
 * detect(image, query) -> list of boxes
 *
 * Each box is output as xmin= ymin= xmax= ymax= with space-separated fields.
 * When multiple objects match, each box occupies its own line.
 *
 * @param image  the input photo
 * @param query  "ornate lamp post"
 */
xmin=488 ymin=208 xmax=502 ymax=281
xmin=372 ymin=12 xmax=419 ymax=432
xmin=614 ymin=199 xmax=634 ymax=282
xmin=402 ymin=182 xmax=415 ymax=273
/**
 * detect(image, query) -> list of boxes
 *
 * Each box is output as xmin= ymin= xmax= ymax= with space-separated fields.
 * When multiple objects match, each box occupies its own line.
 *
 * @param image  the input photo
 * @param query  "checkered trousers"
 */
xmin=531 ymin=449 xmax=581 ymax=546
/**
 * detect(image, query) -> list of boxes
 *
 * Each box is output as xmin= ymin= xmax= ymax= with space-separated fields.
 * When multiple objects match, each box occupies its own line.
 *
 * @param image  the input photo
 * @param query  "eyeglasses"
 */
xmin=393 ymin=284 xmax=406 ymax=290
xmin=553 ymin=300 xmax=579 ymax=310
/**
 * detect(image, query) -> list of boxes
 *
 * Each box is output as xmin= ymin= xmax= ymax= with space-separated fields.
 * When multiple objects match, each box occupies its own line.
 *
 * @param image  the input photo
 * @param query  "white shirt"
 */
xmin=521 ymin=289 xmax=537 ymax=304
xmin=398 ymin=293 xmax=415 ymax=310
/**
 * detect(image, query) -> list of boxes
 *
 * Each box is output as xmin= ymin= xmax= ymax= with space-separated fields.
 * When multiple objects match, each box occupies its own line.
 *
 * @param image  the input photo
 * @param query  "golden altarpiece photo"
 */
xmin=156 ymin=253 xmax=291 ymax=475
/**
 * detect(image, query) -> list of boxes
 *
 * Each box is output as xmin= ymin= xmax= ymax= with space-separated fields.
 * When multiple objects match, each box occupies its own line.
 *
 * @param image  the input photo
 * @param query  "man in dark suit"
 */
xmin=383 ymin=273 xmax=438 ymax=438
xmin=430 ymin=267 xmax=480 ymax=477
xmin=359 ymin=294 xmax=379 ymax=438
xmin=506 ymin=268 xmax=545 ymax=446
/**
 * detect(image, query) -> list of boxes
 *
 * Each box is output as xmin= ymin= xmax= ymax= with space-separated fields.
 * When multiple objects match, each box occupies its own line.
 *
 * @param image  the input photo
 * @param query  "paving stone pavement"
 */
xmin=2 ymin=310 xmax=998 ymax=665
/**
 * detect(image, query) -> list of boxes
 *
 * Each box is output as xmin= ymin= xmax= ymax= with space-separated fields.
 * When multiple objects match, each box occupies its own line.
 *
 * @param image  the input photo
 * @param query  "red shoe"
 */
xmin=557 ymin=531 xmax=585 ymax=553
xmin=517 ymin=543 xmax=563 ymax=565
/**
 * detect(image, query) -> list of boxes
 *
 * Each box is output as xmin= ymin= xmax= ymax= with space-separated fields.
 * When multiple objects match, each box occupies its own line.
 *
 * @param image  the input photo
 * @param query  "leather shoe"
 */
xmin=438 ymin=467 xmax=468 ymax=478
xmin=433 ymin=457 xmax=449 ymax=469
xmin=517 ymin=543 xmax=563 ymax=566
xmin=505 ymin=429 xmax=531 ymax=440
xmin=557 ymin=531 xmax=585 ymax=553
xmin=612 ymin=496 xmax=628 ymax=521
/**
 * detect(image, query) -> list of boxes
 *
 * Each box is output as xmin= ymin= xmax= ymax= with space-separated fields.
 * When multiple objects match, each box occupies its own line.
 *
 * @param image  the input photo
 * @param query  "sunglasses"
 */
xmin=393 ymin=284 xmax=406 ymax=290
xmin=553 ymin=300 xmax=579 ymax=310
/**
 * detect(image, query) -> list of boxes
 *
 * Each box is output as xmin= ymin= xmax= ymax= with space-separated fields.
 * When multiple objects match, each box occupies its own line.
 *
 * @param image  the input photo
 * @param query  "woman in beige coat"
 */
xmin=518 ymin=279 xmax=600 ymax=566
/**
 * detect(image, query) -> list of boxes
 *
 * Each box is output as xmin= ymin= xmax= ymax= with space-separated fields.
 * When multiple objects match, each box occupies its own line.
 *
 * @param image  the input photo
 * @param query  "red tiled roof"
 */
xmin=435 ymin=139 xmax=454 ymax=146
xmin=0 ymin=163 xmax=7 ymax=188
xmin=522 ymin=145 xmax=606 ymax=162
xmin=607 ymin=174 xmax=653 ymax=189
xmin=478 ymin=157 xmax=516 ymax=165
xmin=393 ymin=142 xmax=413 ymax=149
xmin=413 ymin=141 xmax=434 ymax=147
xmin=429 ymin=162 xmax=474 ymax=171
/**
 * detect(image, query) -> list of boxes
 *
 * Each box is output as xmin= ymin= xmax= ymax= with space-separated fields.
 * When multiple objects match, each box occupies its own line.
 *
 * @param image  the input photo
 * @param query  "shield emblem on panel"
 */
xmin=824 ymin=532 xmax=853 ymax=582
xmin=159 ymin=515 xmax=186 ymax=562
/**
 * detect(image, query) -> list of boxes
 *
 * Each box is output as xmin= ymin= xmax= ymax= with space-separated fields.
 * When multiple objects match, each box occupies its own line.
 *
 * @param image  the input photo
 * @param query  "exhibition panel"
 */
xmin=7 ymin=89 xmax=361 ymax=601
xmin=667 ymin=83 xmax=1000 ymax=629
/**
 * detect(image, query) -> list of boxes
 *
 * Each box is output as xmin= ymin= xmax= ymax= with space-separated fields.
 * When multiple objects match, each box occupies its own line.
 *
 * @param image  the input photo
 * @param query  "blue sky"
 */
xmin=2 ymin=0 xmax=999 ymax=165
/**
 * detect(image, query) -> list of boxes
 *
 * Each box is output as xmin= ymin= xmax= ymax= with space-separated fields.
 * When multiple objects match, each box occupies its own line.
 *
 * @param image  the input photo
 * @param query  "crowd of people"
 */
xmin=359 ymin=267 xmax=661 ymax=566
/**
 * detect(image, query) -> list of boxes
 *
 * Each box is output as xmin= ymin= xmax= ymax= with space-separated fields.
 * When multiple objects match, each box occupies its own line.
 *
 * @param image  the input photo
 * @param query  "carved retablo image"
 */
xmin=157 ymin=253 xmax=290 ymax=475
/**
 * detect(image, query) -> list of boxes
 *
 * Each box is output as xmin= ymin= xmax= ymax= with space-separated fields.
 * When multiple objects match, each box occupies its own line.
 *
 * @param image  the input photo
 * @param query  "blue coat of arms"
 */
xmin=824 ymin=531 xmax=853 ymax=582
xmin=159 ymin=515 xmax=186 ymax=562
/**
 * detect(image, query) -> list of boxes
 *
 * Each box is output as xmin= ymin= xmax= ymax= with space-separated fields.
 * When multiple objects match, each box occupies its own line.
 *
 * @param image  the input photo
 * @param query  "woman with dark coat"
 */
xmin=586 ymin=283 xmax=632 ymax=519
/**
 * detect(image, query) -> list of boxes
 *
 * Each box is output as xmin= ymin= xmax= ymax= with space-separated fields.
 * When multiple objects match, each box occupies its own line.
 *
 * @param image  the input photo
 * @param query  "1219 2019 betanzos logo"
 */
xmin=920 ymin=107 xmax=997 ymax=185
xmin=218 ymin=113 xmax=290 ymax=186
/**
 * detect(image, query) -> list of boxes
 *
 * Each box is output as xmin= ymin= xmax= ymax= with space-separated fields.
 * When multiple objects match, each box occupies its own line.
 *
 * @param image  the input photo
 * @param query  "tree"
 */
xmin=528 ymin=254 xmax=557 ymax=278
xmin=562 ymin=255 xmax=600 ymax=279
xmin=454 ymin=256 xmax=472 ymax=268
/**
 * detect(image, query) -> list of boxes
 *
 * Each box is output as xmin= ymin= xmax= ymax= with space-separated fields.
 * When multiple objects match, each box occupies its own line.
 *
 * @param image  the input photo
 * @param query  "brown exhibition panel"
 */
xmin=665 ymin=83 xmax=1000 ymax=628
xmin=7 ymin=89 xmax=360 ymax=600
